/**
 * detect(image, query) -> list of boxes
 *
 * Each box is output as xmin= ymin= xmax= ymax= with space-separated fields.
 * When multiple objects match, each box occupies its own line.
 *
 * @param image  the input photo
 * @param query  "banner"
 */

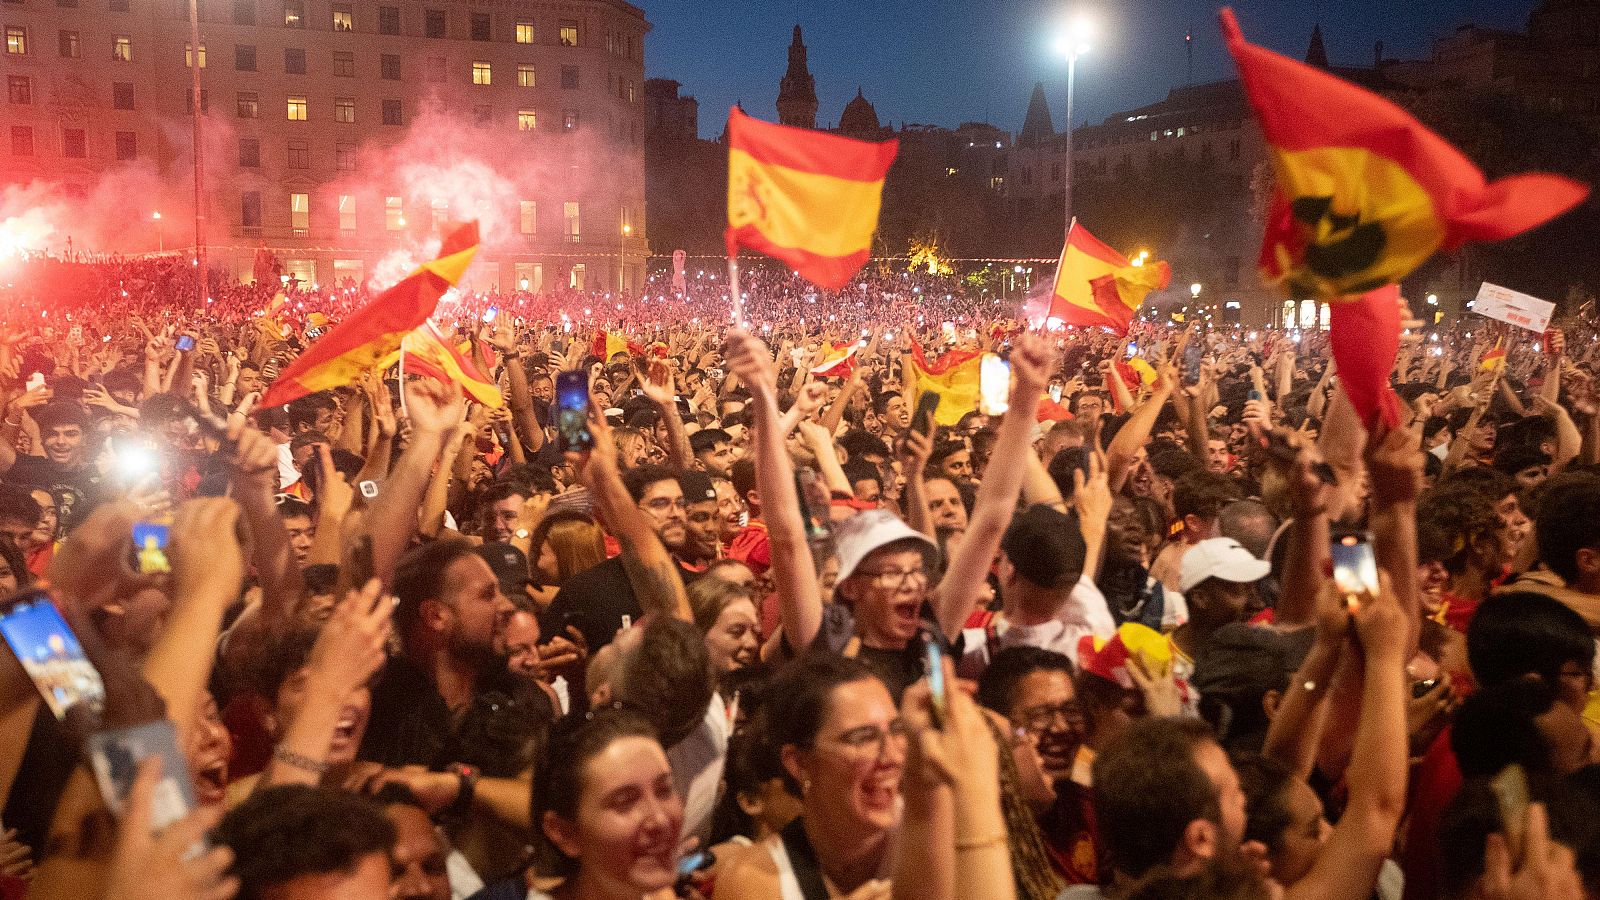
xmin=1473 ymin=282 xmax=1555 ymax=333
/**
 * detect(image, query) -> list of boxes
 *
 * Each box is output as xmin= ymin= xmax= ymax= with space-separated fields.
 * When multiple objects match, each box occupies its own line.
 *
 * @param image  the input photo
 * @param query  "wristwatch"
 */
xmin=445 ymin=762 xmax=479 ymax=815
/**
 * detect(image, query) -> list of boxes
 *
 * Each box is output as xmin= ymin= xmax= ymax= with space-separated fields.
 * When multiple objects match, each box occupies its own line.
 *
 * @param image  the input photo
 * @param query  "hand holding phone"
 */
xmin=0 ymin=590 xmax=106 ymax=720
xmin=925 ymin=637 xmax=947 ymax=729
xmin=911 ymin=391 xmax=941 ymax=437
xmin=554 ymin=369 xmax=594 ymax=452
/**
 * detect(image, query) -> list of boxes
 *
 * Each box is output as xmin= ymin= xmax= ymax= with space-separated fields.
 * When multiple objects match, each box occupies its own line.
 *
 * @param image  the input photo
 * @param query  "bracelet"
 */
xmin=272 ymin=746 xmax=328 ymax=775
xmin=955 ymin=833 xmax=1008 ymax=852
xmin=3 ymin=416 xmax=20 ymax=428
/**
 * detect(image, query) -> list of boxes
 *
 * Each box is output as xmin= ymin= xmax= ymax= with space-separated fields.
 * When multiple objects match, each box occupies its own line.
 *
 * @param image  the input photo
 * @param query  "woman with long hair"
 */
xmin=528 ymin=510 xmax=607 ymax=609
xmin=687 ymin=576 xmax=760 ymax=695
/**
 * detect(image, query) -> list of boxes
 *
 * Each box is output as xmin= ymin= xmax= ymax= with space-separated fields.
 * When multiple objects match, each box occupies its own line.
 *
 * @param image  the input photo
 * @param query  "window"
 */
xmin=112 ymin=82 xmax=134 ymax=109
xmin=470 ymin=12 xmax=489 ymax=40
xmin=185 ymin=41 xmax=205 ymax=67
xmin=236 ymin=91 xmax=258 ymax=117
xmin=331 ymin=3 xmax=351 ymax=30
xmin=380 ymin=53 xmax=399 ymax=79
xmin=58 ymin=29 xmax=79 ymax=57
xmin=515 ymin=21 xmax=532 ymax=43
xmin=424 ymin=8 xmax=444 ymax=38
xmin=109 ymin=0 xmax=128 ymax=10
xmin=289 ymin=192 xmax=308 ymax=233
xmin=473 ymin=104 xmax=491 ymax=125
xmin=114 ymin=130 xmax=135 ymax=160
xmin=382 ymin=98 xmax=401 ymax=125
xmin=5 ymin=26 xmax=24 ymax=55
xmin=426 ymin=56 xmax=444 ymax=82
xmin=235 ymin=44 xmax=256 ymax=70
xmin=282 ymin=0 xmax=302 ymax=26
xmin=519 ymin=199 xmax=535 ymax=235
xmin=62 ymin=128 xmax=85 ymax=158
xmin=517 ymin=64 xmax=534 ymax=87
xmin=377 ymin=5 xmax=398 ymax=34
xmin=384 ymin=195 xmax=403 ymax=230
xmin=517 ymin=109 xmax=535 ymax=131
xmin=562 ymin=109 xmax=578 ymax=131
xmin=514 ymin=263 xmax=541 ymax=291
xmin=333 ymin=96 xmax=354 ymax=122
xmin=232 ymin=0 xmax=254 ymax=24
xmin=430 ymin=198 xmax=448 ymax=229
xmin=568 ymin=263 xmax=584 ymax=290
xmin=7 ymin=75 xmax=28 ymax=104
xmin=185 ymin=88 xmax=208 ymax=112
xmin=287 ymin=140 xmax=308 ymax=169
xmin=9 ymin=126 xmax=30 ymax=156
xmin=286 ymin=95 xmax=307 ymax=120
xmin=560 ymin=66 xmax=578 ymax=89
xmin=238 ymin=137 xmax=259 ymax=166
xmin=284 ymin=47 xmax=304 ymax=74
xmin=112 ymin=35 xmax=130 ymax=60
xmin=332 ymin=50 xmax=353 ymax=76
xmin=241 ymin=191 xmax=261 ymax=228
xmin=563 ymin=201 xmax=579 ymax=242
xmin=559 ymin=20 xmax=577 ymax=46
xmin=338 ymin=194 xmax=355 ymax=230
xmin=626 ymin=80 xmax=635 ymax=102
xmin=471 ymin=61 xmax=491 ymax=85
xmin=335 ymin=142 xmax=354 ymax=170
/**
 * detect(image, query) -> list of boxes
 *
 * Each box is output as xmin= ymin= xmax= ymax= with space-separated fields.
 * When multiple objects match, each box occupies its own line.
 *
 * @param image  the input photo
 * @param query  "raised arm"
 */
xmin=636 ymin=357 xmax=692 ymax=469
xmin=1105 ymin=366 xmax=1176 ymax=492
xmin=487 ymin=321 xmax=544 ymax=455
xmin=365 ymin=378 xmax=463 ymax=588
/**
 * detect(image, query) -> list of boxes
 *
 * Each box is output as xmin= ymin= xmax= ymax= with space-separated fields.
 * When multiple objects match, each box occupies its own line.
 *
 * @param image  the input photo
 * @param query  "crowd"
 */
xmin=0 ymin=252 xmax=1598 ymax=900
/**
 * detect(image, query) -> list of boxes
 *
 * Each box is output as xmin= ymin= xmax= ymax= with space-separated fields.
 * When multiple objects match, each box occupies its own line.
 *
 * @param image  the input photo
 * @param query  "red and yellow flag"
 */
xmin=809 ymin=342 xmax=859 ymax=379
xmin=589 ymin=330 xmax=641 ymax=361
xmin=1049 ymin=221 xmax=1171 ymax=336
xmin=725 ymin=107 xmax=898 ymax=291
xmin=379 ymin=321 xmax=503 ymax=408
xmin=907 ymin=337 xmax=982 ymax=427
xmin=1480 ymin=338 xmax=1507 ymax=372
xmin=1221 ymin=8 xmax=1589 ymax=301
xmin=261 ymin=222 xmax=479 ymax=408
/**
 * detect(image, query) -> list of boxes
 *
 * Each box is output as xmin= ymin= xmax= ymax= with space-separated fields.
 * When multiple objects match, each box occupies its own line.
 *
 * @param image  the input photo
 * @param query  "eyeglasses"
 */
xmin=1017 ymin=702 xmax=1085 ymax=734
xmin=641 ymin=496 xmax=687 ymax=512
xmin=858 ymin=567 xmax=927 ymax=590
xmin=827 ymin=719 xmax=911 ymax=758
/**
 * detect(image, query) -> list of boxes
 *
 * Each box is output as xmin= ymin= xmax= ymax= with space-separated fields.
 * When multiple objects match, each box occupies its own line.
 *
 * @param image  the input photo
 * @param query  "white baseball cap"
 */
xmin=833 ymin=509 xmax=937 ymax=584
xmin=1180 ymin=537 xmax=1271 ymax=592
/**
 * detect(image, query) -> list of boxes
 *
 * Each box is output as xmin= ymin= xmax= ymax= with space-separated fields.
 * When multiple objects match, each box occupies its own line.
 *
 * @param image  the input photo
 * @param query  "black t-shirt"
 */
xmin=3 ymin=456 xmax=100 ymax=534
xmin=541 ymin=556 xmax=642 ymax=653
xmin=359 ymin=654 xmax=551 ymax=774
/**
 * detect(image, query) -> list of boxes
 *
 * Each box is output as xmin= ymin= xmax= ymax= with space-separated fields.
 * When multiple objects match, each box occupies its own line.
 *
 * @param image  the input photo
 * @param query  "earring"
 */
xmin=801 ymin=778 xmax=812 ymax=796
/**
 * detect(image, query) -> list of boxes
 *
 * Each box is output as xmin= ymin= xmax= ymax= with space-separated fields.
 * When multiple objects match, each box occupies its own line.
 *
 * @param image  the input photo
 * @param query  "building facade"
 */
xmin=1 ymin=0 xmax=650 ymax=292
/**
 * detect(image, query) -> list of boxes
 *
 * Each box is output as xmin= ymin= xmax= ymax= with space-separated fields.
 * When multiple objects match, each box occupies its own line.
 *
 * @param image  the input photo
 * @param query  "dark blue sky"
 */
xmin=643 ymin=0 xmax=1544 ymax=139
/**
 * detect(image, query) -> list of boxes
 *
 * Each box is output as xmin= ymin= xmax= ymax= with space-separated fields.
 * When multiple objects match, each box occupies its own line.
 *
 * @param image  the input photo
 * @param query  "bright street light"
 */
xmin=1054 ymin=13 xmax=1095 ymax=243
xmin=1190 ymin=283 xmax=1203 ymax=299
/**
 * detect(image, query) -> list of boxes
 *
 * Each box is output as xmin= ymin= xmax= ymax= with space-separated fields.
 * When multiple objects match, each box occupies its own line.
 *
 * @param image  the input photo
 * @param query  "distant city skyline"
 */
xmin=643 ymin=0 xmax=1544 ymax=138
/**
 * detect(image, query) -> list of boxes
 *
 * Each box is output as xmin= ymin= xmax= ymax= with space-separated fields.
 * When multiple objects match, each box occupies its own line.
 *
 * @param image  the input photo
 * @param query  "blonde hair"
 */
xmin=687 ymin=575 xmax=753 ymax=635
xmin=535 ymin=513 xmax=606 ymax=583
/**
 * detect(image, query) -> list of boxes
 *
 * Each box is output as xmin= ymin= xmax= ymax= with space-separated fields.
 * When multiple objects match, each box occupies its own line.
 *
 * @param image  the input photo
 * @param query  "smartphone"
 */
xmin=1048 ymin=383 xmax=1063 ymax=404
xmin=0 ymin=589 xmax=106 ymax=720
xmin=482 ymin=306 xmax=499 ymax=323
xmin=1125 ymin=342 xmax=1138 ymax=359
xmin=1491 ymin=763 xmax=1530 ymax=863
xmin=978 ymin=354 xmax=1010 ymax=416
xmin=1411 ymin=677 xmax=1441 ymax=699
xmin=911 ymin=390 xmax=941 ymax=437
xmin=176 ymin=335 xmax=196 ymax=352
xmin=925 ymin=635 xmax=947 ymax=730
xmin=87 ymin=719 xmax=198 ymax=832
xmin=25 ymin=372 xmax=45 ymax=392
xmin=1247 ymin=389 xmax=1263 ymax=402
xmin=131 ymin=522 xmax=171 ymax=575
xmin=794 ymin=467 xmax=831 ymax=542
xmin=554 ymin=369 xmax=593 ymax=452
xmin=1184 ymin=344 xmax=1203 ymax=383
xmin=676 ymin=849 xmax=716 ymax=880
xmin=1331 ymin=531 xmax=1380 ymax=600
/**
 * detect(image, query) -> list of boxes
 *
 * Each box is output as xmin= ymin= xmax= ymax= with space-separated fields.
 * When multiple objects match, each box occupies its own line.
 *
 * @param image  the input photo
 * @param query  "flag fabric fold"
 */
xmin=378 ymin=321 xmax=504 ymax=408
xmin=1220 ymin=8 xmax=1589 ymax=301
xmin=1480 ymin=338 xmax=1507 ymax=372
xmin=590 ymin=331 xmax=642 ymax=360
xmin=261 ymin=222 xmax=480 ymax=408
xmin=1050 ymin=221 xmax=1171 ymax=335
xmin=810 ymin=342 xmax=860 ymax=379
xmin=725 ymin=107 xmax=899 ymax=291
xmin=1327 ymin=285 xmax=1403 ymax=430
xmin=907 ymin=337 xmax=982 ymax=426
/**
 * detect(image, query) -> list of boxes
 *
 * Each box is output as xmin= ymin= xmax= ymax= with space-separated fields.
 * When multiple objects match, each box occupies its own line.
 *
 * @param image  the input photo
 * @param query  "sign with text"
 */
xmin=1473 ymin=282 xmax=1555 ymax=333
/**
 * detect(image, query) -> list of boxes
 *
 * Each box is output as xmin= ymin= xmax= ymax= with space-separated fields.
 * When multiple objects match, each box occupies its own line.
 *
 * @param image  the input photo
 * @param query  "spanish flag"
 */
xmin=809 ymin=342 xmax=859 ymax=379
xmin=378 ymin=320 xmax=504 ymax=408
xmin=590 ymin=331 xmax=641 ymax=361
xmin=1221 ymin=9 xmax=1589 ymax=301
xmin=725 ymin=107 xmax=898 ymax=291
xmin=1050 ymin=221 xmax=1171 ymax=336
xmin=1480 ymin=338 xmax=1507 ymax=373
xmin=907 ymin=337 xmax=982 ymax=427
xmin=261 ymin=223 xmax=479 ymax=408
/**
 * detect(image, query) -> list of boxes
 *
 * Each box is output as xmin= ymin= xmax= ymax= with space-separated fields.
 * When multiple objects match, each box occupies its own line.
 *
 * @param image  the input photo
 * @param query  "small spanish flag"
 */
xmin=379 ymin=320 xmax=504 ymax=408
xmin=907 ymin=336 xmax=982 ymax=427
xmin=1220 ymin=9 xmax=1589 ymax=301
xmin=1480 ymin=339 xmax=1507 ymax=372
xmin=809 ymin=342 xmax=859 ymax=379
xmin=1050 ymin=220 xmax=1171 ymax=336
xmin=590 ymin=331 xmax=641 ymax=361
xmin=725 ymin=107 xmax=898 ymax=291
xmin=261 ymin=222 xmax=479 ymax=408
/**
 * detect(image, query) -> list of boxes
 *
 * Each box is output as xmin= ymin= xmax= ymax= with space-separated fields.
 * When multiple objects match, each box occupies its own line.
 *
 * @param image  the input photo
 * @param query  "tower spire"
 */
xmin=777 ymin=25 xmax=818 ymax=129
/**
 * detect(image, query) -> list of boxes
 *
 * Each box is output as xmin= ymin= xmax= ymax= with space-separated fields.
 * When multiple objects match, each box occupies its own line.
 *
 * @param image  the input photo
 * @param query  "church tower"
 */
xmin=777 ymin=25 xmax=819 ymax=129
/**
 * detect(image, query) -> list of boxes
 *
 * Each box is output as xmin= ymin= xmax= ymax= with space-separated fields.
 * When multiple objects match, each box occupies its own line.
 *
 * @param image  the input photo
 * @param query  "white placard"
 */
xmin=1473 ymin=282 xmax=1555 ymax=333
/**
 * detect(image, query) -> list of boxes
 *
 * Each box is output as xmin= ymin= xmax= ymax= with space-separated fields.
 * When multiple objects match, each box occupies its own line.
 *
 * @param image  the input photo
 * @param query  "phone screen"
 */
xmin=176 ymin=335 xmax=196 ymax=352
xmin=0 ymin=590 xmax=106 ymax=720
xmin=925 ymin=636 xmax=947 ymax=729
xmin=87 ymin=719 xmax=198 ymax=832
xmin=1330 ymin=532 xmax=1380 ymax=599
xmin=911 ymin=391 xmax=941 ymax=436
xmin=554 ymin=370 xmax=593 ymax=452
xmin=131 ymin=522 xmax=171 ymax=574
xmin=978 ymin=354 xmax=1010 ymax=416
xmin=794 ymin=468 xmax=831 ymax=542
xmin=483 ymin=306 xmax=499 ymax=323
xmin=1184 ymin=344 xmax=1203 ymax=383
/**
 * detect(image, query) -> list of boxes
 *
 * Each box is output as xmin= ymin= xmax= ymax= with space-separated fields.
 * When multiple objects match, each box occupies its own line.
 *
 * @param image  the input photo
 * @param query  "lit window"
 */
xmin=290 ymin=191 xmax=309 ymax=233
xmin=6 ymin=27 xmax=25 ymax=55
xmin=517 ymin=109 xmax=535 ymax=131
xmin=334 ymin=96 xmax=354 ymax=122
xmin=59 ymin=30 xmax=79 ymax=57
xmin=113 ymin=35 xmax=131 ymax=60
xmin=563 ymin=201 xmax=579 ymax=242
xmin=559 ymin=20 xmax=577 ymax=46
xmin=338 ymin=194 xmax=356 ymax=230
xmin=283 ymin=0 xmax=303 ymax=27
xmin=515 ymin=22 xmax=533 ymax=43
xmin=185 ymin=42 xmax=205 ymax=67
xmin=519 ymin=200 xmax=535 ymax=235
xmin=517 ymin=64 xmax=535 ymax=87
xmin=332 ymin=3 xmax=352 ymax=30
xmin=472 ymin=61 xmax=491 ymax=85
xmin=568 ymin=263 xmax=584 ymax=289
xmin=385 ymin=196 xmax=403 ymax=230
xmin=286 ymin=95 xmax=307 ymax=120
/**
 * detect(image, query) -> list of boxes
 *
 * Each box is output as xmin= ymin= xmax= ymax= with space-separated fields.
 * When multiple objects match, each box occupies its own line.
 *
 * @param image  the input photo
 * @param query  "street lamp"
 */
xmin=1053 ymin=15 xmax=1094 ymax=243
xmin=620 ymin=222 xmax=633 ymax=294
xmin=152 ymin=211 xmax=163 ymax=252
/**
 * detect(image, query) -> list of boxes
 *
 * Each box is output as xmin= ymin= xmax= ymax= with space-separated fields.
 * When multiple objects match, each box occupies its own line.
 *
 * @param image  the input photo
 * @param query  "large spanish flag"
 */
xmin=1049 ymin=220 xmax=1171 ymax=335
xmin=261 ymin=222 xmax=479 ymax=408
xmin=725 ymin=107 xmax=898 ymax=291
xmin=1220 ymin=9 xmax=1588 ymax=301
xmin=907 ymin=336 xmax=982 ymax=427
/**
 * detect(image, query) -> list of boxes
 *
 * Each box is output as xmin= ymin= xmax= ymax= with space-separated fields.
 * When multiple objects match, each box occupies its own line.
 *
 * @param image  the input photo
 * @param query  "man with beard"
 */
xmin=541 ymin=464 xmax=687 ymax=652
xmin=678 ymin=470 xmax=722 ymax=577
xmin=1098 ymin=494 xmax=1188 ymax=630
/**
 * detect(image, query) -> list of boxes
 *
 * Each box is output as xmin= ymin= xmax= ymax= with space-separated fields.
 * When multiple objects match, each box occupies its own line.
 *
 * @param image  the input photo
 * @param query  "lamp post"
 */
xmin=1054 ymin=16 xmax=1094 ymax=243
xmin=620 ymin=222 xmax=632 ymax=295
xmin=151 ymin=211 xmax=163 ymax=252
xmin=1190 ymin=282 xmax=1202 ymax=319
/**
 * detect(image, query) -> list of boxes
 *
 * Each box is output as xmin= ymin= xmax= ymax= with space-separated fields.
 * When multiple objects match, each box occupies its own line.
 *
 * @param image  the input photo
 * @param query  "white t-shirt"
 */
xmin=959 ymin=575 xmax=1117 ymax=677
xmin=667 ymin=696 xmax=730 ymax=847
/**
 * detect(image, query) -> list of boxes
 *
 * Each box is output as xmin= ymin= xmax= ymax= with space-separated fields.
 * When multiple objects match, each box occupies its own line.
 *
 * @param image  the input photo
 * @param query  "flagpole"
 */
xmin=727 ymin=255 xmax=743 ymax=326
xmin=397 ymin=338 xmax=408 ymax=419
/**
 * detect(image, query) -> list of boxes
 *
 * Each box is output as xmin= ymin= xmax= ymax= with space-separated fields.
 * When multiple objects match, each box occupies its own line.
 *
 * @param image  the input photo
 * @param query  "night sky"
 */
xmin=644 ymin=0 xmax=1544 ymax=139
